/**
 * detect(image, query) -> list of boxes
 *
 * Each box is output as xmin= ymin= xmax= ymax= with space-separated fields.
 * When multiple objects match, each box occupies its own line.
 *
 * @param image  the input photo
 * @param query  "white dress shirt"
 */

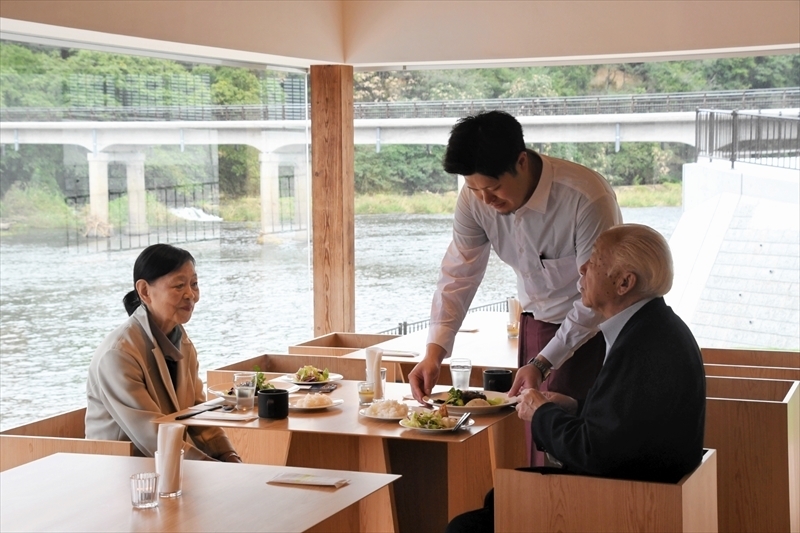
xmin=597 ymin=297 xmax=654 ymax=365
xmin=427 ymin=153 xmax=622 ymax=369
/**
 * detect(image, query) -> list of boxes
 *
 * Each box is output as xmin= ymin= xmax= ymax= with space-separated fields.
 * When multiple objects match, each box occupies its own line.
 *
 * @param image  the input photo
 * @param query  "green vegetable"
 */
xmin=253 ymin=366 xmax=276 ymax=391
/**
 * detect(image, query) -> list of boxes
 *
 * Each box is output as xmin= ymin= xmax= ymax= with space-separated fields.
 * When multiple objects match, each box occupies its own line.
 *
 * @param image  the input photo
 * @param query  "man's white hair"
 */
xmin=597 ymin=224 xmax=673 ymax=298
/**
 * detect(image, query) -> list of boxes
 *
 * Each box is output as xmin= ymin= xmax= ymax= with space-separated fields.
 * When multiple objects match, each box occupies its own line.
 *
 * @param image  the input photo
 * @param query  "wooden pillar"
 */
xmin=310 ymin=65 xmax=355 ymax=335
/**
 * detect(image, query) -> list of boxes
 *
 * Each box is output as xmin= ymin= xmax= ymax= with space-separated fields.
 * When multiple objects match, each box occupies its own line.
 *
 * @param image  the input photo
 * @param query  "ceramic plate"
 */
xmin=288 ymin=398 xmax=344 ymax=411
xmin=358 ymin=407 xmax=410 ymax=421
xmin=423 ymin=390 xmax=516 ymax=415
xmin=399 ymin=417 xmax=475 ymax=433
xmin=281 ymin=373 xmax=344 ymax=386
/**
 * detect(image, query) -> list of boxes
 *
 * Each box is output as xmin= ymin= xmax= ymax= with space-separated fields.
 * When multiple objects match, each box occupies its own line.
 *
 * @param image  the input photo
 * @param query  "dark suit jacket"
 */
xmin=532 ymin=297 xmax=705 ymax=483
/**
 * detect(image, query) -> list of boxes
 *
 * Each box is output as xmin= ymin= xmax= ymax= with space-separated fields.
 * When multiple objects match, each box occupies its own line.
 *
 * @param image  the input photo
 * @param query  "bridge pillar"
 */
xmin=123 ymin=153 xmax=148 ymax=235
xmin=87 ymin=152 xmax=110 ymax=227
xmin=292 ymin=154 xmax=310 ymax=232
xmin=259 ymin=152 xmax=281 ymax=235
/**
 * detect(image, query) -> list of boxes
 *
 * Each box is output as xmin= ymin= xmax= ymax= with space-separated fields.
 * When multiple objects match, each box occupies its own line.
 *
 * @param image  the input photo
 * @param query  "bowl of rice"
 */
xmin=289 ymin=393 xmax=341 ymax=410
xmin=361 ymin=399 xmax=409 ymax=420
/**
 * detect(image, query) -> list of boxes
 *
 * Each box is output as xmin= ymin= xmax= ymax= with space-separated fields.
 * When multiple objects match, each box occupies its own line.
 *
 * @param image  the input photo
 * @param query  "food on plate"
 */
xmin=434 ymin=387 xmax=506 ymax=407
xmin=294 ymin=393 xmax=333 ymax=408
xmin=254 ymin=366 xmax=276 ymax=392
xmin=466 ymin=398 xmax=490 ymax=407
xmin=294 ymin=365 xmax=330 ymax=383
xmin=402 ymin=410 xmax=457 ymax=430
xmin=365 ymin=400 xmax=409 ymax=418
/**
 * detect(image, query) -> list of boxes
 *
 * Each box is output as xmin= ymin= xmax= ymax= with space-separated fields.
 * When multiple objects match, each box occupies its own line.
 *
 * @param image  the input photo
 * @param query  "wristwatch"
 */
xmin=529 ymin=357 xmax=551 ymax=381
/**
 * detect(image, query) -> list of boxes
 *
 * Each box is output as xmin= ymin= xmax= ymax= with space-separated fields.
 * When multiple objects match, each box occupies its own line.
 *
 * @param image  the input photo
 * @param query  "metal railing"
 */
xmin=65 ymin=181 xmax=220 ymax=252
xmin=696 ymin=109 xmax=800 ymax=170
xmin=2 ymin=88 xmax=798 ymax=122
xmin=378 ymin=299 xmax=509 ymax=335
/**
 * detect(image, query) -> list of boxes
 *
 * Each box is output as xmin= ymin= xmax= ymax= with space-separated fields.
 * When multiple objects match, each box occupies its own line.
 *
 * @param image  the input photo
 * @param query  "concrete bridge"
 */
xmin=1 ymin=87 xmax=796 ymax=237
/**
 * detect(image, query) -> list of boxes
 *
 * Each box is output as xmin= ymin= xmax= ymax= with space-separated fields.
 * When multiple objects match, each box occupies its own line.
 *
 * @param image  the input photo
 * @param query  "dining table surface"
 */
xmin=0 ymin=452 xmax=399 ymax=533
xmin=342 ymin=311 xmax=520 ymax=370
xmin=155 ymin=378 xmax=527 ymax=533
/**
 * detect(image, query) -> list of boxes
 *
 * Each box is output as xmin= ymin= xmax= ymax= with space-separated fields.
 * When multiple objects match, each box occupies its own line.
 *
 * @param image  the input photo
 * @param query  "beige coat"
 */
xmin=85 ymin=305 xmax=234 ymax=460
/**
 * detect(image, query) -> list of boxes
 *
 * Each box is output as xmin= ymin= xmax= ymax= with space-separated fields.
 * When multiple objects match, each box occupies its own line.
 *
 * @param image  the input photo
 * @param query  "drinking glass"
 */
xmin=450 ymin=358 xmax=472 ymax=389
xmin=357 ymin=381 xmax=375 ymax=406
xmin=233 ymin=372 xmax=256 ymax=410
xmin=130 ymin=472 xmax=159 ymax=509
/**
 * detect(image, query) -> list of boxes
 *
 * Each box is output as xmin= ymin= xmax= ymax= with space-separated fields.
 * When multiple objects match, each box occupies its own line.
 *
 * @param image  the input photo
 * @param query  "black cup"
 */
xmin=258 ymin=389 xmax=288 ymax=419
xmin=483 ymin=369 xmax=513 ymax=392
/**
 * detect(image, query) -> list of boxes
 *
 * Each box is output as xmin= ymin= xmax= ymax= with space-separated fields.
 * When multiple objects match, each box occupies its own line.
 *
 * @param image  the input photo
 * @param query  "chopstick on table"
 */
xmin=176 ymin=405 xmax=223 ymax=420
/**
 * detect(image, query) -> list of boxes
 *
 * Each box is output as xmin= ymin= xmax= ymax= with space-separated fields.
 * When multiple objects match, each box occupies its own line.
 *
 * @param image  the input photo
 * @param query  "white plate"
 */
xmin=399 ymin=417 xmax=475 ymax=433
xmin=358 ymin=407 xmax=410 ymax=421
xmin=280 ymin=372 xmax=344 ymax=386
xmin=288 ymin=398 xmax=344 ymax=411
xmin=208 ymin=382 xmax=300 ymax=404
xmin=423 ymin=390 xmax=516 ymax=415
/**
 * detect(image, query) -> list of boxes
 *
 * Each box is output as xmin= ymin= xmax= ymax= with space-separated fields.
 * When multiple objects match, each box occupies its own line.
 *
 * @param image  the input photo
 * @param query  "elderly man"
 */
xmin=446 ymin=224 xmax=706 ymax=533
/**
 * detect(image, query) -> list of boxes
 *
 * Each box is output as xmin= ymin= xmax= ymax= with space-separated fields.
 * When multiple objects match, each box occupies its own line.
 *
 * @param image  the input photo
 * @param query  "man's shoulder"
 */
xmin=542 ymin=154 xmax=615 ymax=200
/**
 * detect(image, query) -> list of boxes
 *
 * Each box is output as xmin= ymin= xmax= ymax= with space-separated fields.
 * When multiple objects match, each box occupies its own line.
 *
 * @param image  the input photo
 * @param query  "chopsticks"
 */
xmin=176 ymin=405 xmax=223 ymax=420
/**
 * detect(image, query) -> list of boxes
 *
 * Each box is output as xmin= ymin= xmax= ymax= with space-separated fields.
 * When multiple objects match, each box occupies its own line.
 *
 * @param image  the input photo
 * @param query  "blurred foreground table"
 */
xmin=0 ymin=453 xmax=398 ymax=533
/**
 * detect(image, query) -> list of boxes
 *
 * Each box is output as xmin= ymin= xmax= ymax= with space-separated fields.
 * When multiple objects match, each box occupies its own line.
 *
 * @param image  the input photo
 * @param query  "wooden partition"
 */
xmin=702 ymin=348 xmax=800 ymax=368
xmin=495 ymin=449 xmax=718 ymax=532
xmin=0 ymin=408 xmax=135 ymax=472
xmin=705 ymin=363 xmax=800 ymax=380
xmin=214 ymin=352 xmax=388 ymax=381
xmin=705 ymin=376 xmax=800 ymax=533
xmin=289 ymin=332 xmax=398 ymax=357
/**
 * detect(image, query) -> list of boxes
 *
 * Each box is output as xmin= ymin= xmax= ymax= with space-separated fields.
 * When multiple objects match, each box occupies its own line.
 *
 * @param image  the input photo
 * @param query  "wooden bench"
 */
xmin=0 ymin=408 xmax=135 ymax=472
xmin=705 ymin=376 xmax=800 ymax=533
xmin=495 ymin=449 xmax=718 ymax=532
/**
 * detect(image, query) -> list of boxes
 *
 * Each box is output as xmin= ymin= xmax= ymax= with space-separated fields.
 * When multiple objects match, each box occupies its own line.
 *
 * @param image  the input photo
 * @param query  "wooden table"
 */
xmin=156 ymin=380 xmax=527 ymax=533
xmin=0 ymin=452 xmax=399 ymax=533
xmin=344 ymin=311 xmax=519 ymax=386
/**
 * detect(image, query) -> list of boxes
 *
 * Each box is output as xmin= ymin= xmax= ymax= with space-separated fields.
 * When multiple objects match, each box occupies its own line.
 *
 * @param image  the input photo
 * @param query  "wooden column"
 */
xmin=310 ymin=65 xmax=355 ymax=335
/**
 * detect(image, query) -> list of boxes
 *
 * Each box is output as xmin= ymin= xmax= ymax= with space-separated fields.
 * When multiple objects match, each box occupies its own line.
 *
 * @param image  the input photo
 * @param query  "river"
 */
xmin=0 ymin=207 xmax=681 ymax=430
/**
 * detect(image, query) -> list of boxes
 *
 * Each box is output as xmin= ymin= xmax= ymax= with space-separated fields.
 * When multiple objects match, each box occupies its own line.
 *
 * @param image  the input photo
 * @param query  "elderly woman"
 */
xmin=86 ymin=244 xmax=241 ymax=462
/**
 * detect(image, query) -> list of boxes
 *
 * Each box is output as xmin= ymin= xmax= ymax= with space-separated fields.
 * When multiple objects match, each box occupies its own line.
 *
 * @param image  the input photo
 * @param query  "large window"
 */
xmin=351 ymin=60 xmax=800 ymax=349
xmin=0 ymin=41 xmax=312 ymax=430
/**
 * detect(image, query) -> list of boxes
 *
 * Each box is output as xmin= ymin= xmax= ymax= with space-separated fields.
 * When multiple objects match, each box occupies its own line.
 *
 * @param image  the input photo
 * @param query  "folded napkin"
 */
xmin=380 ymin=349 xmax=419 ymax=358
xmin=194 ymin=411 xmax=258 ymax=421
xmin=156 ymin=423 xmax=185 ymax=494
xmin=268 ymin=473 xmax=350 ymax=488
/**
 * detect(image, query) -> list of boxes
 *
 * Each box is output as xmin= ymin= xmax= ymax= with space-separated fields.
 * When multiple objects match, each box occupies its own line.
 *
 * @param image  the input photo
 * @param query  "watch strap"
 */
xmin=530 ymin=358 xmax=551 ymax=380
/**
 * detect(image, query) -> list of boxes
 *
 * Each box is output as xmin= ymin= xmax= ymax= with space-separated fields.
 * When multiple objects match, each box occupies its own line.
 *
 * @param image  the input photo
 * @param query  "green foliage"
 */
xmin=106 ymin=192 xmax=176 ymax=227
xmin=0 ymin=181 xmax=74 ymax=228
xmin=355 ymin=192 xmax=459 ymax=214
xmin=354 ymin=145 xmax=455 ymax=194
xmin=614 ymin=183 xmax=682 ymax=207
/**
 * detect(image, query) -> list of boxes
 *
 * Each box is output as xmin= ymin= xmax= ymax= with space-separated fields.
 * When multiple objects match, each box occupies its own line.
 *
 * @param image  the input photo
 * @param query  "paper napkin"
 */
xmin=268 ymin=473 xmax=350 ymax=488
xmin=194 ymin=411 xmax=258 ymax=421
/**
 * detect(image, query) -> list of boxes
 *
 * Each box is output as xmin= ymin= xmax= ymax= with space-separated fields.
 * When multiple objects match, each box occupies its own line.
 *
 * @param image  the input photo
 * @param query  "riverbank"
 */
xmin=353 ymin=183 xmax=681 ymax=214
xmin=0 ymin=183 xmax=681 ymax=230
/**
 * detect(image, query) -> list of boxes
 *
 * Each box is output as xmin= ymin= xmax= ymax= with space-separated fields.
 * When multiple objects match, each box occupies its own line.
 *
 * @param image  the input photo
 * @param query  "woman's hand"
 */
xmin=218 ymin=451 xmax=243 ymax=463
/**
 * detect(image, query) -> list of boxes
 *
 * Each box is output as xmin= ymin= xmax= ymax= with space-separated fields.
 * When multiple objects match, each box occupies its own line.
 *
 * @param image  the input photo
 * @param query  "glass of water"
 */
xmin=233 ymin=372 xmax=256 ymax=410
xmin=450 ymin=358 xmax=472 ymax=389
